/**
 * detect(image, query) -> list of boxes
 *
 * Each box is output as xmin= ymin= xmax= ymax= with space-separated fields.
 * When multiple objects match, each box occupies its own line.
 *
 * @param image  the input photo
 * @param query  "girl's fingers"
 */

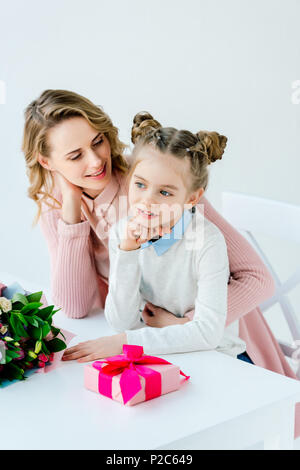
xmin=63 ymin=346 xmax=81 ymax=356
xmin=63 ymin=343 xmax=92 ymax=360
xmin=149 ymin=226 xmax=160 ymax=239
xmin=141 ymin=226 xmax=149 ymax=241
xmin=148 ymin=225 xmax=162 ymax=241
xmin=161 ymin=225 xmax=172 ymax=236
xmin=62 ymin=350 xmax=86 ymax=361
xmin=128 ymin=228 xmax=139 ymax=239
xmin=77 ymin=353 xmax=102 ymax=363
xmin=64 ymin=347 xmax=100 ymax=361
xmin=127 ymin=215 xmax=172 ymax=246
xmin=129 ymin=215 xmax=167 ymax=234
xmin=77 ymin=357 xmax=90 ymax=363
xmin=146 ymin=301 xmax=155 ymax=310
xmin=128 ymin=220 xmax=139 ymax=231
xmin=143 ymin=309 xmax=154 ymax=318
xmin=135 ymin=214 xmax=160 ymax=230
xmin=145 ymin=302 xmax=155 ymax=314
xmin=63 ymin=339 xmax=109 ymax=362
xmin=128 ymin=222 xmax=143 ymax=241
xmin=136 ymin=236 xmax=149 ymax=245
xmin=63 ymin=342 xmax=89 ymax=355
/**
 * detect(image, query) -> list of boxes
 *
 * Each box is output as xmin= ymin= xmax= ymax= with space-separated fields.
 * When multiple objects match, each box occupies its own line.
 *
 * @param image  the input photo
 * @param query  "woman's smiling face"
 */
xmin=39 ymin=117 xmax=112 ymax=197
xmin=128 ymin=145 xmax=199 ymax=228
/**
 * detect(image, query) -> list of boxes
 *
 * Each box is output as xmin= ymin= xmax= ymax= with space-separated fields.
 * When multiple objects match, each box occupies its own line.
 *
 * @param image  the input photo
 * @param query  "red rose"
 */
xmin=38 ymin=353 xmax=49 ymax=363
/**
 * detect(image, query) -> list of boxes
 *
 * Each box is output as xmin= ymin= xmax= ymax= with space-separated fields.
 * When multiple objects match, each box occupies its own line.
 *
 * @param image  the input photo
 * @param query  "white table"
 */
xmin=1 ymin=272 xmax=300 ymax=450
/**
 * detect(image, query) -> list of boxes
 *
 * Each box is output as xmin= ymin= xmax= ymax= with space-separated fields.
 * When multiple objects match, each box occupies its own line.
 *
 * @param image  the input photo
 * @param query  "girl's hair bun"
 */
xmin=193 ymin=131 xmax=227 ymax=164
xmin=131 ymin=111 xmax=161 ymax=144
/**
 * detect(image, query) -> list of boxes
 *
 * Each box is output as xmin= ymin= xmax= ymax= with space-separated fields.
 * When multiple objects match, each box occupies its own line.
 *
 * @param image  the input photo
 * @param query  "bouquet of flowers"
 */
xmin=0 ymin=290 xmax=67 ymax=384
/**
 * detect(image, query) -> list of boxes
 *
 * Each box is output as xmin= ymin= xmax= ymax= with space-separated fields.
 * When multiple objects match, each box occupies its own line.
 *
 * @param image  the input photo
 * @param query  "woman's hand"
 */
xmin=54 ymin=172 xmax=83 ymax=224
xmin=62 ymin=332 xmax=127 ymax=363
xmin=54 ymin=171 xmax=83 ymax=200
xmin=142 ymin=302 xmax=189 ymax=328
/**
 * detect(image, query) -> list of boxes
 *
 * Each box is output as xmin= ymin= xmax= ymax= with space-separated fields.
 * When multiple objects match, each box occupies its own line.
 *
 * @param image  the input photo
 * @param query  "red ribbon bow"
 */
xmin=92 ymin=344 xmax=190 ymax=404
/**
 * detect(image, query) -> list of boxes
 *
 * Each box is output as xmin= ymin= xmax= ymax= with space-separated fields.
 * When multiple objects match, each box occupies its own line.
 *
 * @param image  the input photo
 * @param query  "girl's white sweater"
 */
xmin=105 ymin=210 xmax=246 ymax=357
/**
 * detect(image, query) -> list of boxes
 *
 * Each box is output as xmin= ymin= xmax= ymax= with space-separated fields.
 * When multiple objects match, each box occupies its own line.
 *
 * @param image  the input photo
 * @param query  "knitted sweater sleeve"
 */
xmin=39 ymin=202 xmax=101 ymax=319
xmin=104 ymin=221 xmax=145 ymax=332
xmin=105 ymin=217 xmax=231 ymax=355
xmin=184 ymin=197 xmax=275 ymax=325
xmin=124 ymin=232 xmax=230 ymax=355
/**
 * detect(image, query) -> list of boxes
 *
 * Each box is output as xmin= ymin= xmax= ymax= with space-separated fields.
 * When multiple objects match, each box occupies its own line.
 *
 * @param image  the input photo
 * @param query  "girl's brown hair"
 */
xmin=22 ymin=89 xmax=129 ymax=224
xmin=130 ymin=111 xmax=227 ymax=192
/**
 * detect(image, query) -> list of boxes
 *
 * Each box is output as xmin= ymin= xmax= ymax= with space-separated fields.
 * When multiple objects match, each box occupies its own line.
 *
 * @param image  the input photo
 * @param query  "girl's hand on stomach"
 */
xmin=62 ymin=332 xmax=127 ymax=362
xmin=142 ymin=302 xmax=189 ymax=328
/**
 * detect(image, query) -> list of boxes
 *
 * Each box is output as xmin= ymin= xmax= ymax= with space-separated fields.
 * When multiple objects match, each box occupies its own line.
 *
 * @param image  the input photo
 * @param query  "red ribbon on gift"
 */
xmin=92 ymin=344 xmax=190 ymax=405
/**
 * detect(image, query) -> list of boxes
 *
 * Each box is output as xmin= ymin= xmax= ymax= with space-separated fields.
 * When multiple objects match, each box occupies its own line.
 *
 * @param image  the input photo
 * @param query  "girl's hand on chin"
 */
xmin=62 ymin=333 xmax=127 ymax=363
xmin=119 ymin=217 xmax=171 ymax=251
xmin=54 ymin=171 xmax=83 ymax=201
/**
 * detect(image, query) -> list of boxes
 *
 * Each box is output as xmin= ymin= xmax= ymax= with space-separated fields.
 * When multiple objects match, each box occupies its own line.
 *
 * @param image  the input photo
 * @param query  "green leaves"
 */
xmin=5 ymin=349 xmax=21 ymax=362
xmin=26 ymin=292 xmax=43 ymax=303
xmin=29 ymin=326 xmax=42 ymax=341
xmin=41 ymin=341 xmax=50 ymax=355
xmin=50 ymin=326 xmax=61 ymax=338
xmin=3 ymin=363 xmax=25 ymax=381
xmin=21 ymin=302 xmax=43 ymax=315
xmin=41 ymin=323 xmax=51 ymax=338
xmin=18 ymin=313 xmax=28 ymax=326
xmin=47 ymin=338 xmax=67 ymax=353
xmin=38 ymin=305 xmax=55 ymax=321
xmin=26 ymin=316 xmax=39 ymax=328
xmin=27 ymin=321 xmax=51 ymax=340
xmin=11 ymin=293 xmax=28 ymax=306
xmin=9 ymin=312 xmax=28 ymax=339
xmin=0 ymin=289 xmax=67 ymax=384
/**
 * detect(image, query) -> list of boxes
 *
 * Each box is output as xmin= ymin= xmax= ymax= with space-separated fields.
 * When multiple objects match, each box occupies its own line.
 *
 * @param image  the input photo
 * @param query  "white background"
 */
xmin=0 ymin=0 xmax=299 ymax=343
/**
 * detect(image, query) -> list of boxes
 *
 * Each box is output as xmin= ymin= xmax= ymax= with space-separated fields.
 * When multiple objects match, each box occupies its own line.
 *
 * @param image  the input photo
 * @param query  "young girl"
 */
xmin=69 ymin=112 xmax=247 ymax=358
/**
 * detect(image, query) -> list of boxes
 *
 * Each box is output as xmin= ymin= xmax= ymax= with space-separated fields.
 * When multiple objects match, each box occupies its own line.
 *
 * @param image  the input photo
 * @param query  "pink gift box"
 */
xmin=84 ymin=344 xmax=190 ymax=406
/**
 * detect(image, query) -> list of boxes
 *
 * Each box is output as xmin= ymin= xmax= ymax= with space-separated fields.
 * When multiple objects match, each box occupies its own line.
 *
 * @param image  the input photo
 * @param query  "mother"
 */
xmin=22 ymin=89 xmax=300 ymax=436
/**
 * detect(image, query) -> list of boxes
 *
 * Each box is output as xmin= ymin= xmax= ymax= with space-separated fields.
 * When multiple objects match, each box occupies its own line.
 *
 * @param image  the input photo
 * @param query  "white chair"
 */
xmin=221 ymin=191 xmax=300 ymax=378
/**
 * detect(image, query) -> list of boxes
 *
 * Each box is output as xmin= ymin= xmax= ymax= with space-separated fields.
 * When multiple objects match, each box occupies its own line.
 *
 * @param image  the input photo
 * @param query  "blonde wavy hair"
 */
xmin=130 ymin=111 xmax=228 ymax=192
xmin=22 ymin=89 xmax=129 ymax=225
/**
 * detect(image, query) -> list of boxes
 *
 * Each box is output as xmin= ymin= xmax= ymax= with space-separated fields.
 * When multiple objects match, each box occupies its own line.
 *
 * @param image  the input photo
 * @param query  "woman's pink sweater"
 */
xmin=39 ymin=169 xmax=300 ymax=438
